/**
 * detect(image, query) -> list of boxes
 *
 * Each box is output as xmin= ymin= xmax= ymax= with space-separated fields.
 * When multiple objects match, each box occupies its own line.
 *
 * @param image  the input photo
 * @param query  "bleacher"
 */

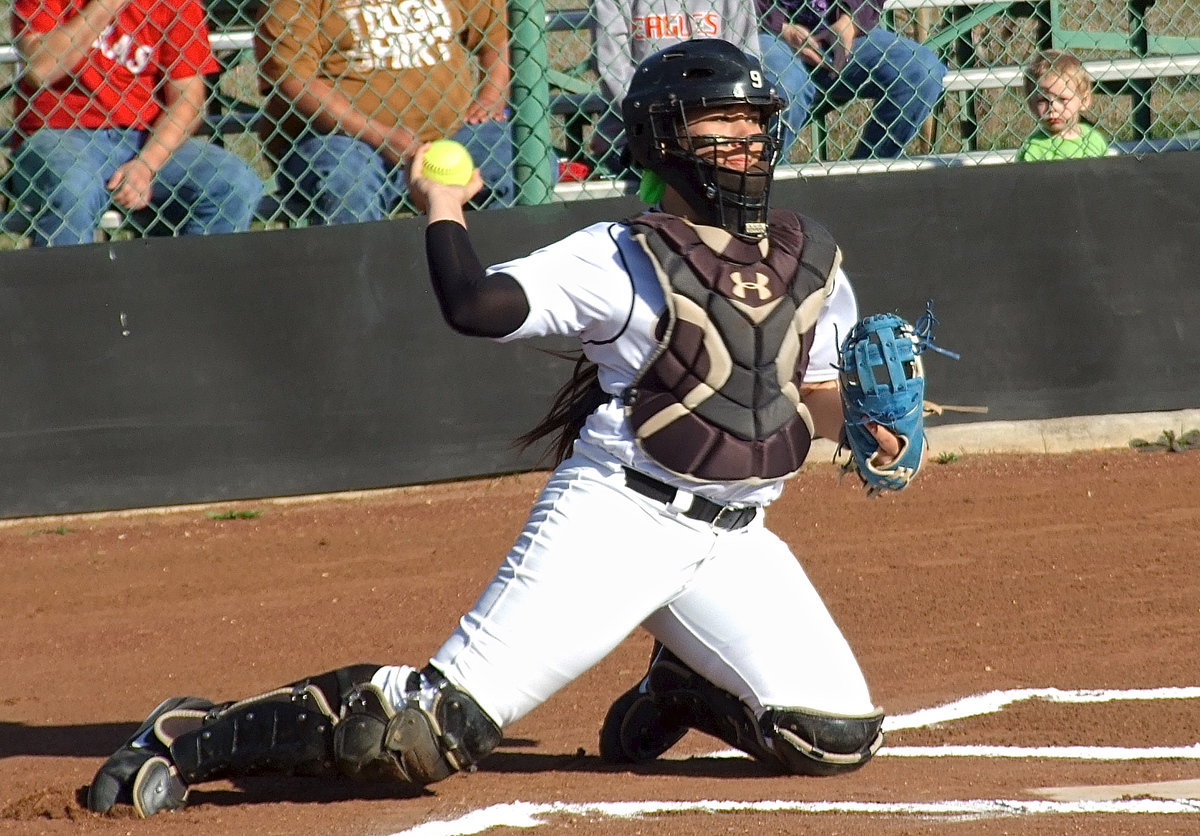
xmin=2 ymin=0 xmax=1199 ymax=239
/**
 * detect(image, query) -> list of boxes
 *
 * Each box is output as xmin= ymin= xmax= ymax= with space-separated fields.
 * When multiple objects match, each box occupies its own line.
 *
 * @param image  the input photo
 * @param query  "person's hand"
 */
xmin=464 ymin=87 xmax=508 ymax=125
xmin=107 ymin=158 xmax=154 ymax=211
xmin=780 ymin=23 xmax=824 ymax=68
xmin=826 ymin=14 xmax=856 ymax=76
xmin=407 ymin=142 xmax=485 ymax=217
xmin=865 ymin=422 xmax=901 ymax=466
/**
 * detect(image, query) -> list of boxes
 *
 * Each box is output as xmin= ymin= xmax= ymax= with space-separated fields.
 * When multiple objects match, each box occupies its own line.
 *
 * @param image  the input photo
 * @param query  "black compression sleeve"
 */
xmin=424 ymin=219 xmax=530 ymax=338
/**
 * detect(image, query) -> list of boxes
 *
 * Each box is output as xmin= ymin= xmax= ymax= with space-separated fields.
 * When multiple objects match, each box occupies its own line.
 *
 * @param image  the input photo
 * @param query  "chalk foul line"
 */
xmin=390 ymin=798 xmax=1200 ymax=836
xmin=385 ymin=686 xmax=1200 ymax=836
xmin=883 ymin=686 xmax=1200 ymax=731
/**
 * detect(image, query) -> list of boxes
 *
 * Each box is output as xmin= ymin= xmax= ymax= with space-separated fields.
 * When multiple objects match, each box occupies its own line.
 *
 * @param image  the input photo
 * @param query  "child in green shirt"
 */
xmin=1019 ymin=50 xmax=1110 ymax=162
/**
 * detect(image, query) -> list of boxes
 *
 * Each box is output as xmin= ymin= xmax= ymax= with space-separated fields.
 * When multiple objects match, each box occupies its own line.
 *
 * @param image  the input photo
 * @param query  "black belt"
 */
xmin=623 ymin=467 xmax=757 ymax=531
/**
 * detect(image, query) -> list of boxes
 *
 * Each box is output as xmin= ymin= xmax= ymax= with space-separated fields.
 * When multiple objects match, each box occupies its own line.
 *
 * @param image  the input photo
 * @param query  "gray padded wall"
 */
xmin=1 ymin=152 xmax=1197 ymax=518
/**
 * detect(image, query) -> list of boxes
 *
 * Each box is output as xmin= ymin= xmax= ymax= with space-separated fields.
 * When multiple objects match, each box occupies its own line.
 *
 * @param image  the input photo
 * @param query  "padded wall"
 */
xmin=1 ymin=152 xmax=1197 ymax=518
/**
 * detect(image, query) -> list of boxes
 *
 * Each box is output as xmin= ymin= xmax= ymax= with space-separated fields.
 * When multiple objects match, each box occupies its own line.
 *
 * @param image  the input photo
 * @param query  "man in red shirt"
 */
xmin=9 ymin=0 xmax=263 ymax=246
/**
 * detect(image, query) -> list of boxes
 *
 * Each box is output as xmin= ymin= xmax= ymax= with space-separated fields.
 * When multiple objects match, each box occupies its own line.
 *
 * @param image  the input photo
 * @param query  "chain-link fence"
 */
xmin=2 ymin=0 xmax=1199 ymax=247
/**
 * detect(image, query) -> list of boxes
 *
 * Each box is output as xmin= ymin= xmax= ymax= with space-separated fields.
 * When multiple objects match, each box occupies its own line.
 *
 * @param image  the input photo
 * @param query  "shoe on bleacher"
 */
xmin=87 ymin=696 xmax=215 ymax=817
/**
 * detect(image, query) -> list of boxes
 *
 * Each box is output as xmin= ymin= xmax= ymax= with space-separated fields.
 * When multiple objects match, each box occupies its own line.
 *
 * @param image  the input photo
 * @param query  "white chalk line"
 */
xmin=883 ymin=686 xmax=1200 ymax=731
xmin=385 ymin=687 xmax=1200 ymax=836
xmin=390 ymin=798 xmax=1200 ymax=836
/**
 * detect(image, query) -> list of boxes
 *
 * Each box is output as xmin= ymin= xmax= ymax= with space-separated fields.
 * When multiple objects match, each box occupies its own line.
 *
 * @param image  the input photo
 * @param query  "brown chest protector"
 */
xmin=624 ymin=210 xmax=841 ymax=482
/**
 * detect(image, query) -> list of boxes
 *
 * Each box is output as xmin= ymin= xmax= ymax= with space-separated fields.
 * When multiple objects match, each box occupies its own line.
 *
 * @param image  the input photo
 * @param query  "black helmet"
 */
xmin=622 ymin=39 xmax=786 ymax=239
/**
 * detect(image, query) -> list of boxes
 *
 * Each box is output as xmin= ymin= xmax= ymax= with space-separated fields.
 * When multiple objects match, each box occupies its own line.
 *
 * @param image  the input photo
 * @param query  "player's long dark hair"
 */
xmin=515 ymin=352 xmax=608 ymax=467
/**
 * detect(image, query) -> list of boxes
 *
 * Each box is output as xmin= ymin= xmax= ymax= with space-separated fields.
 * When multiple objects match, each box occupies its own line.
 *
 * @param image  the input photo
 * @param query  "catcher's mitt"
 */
xmin=837 ymin=305 xmax=957 ymax=494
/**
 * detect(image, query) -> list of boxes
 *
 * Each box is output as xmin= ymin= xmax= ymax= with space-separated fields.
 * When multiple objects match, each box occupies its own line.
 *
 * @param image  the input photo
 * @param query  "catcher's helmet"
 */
xmin=623 ymin=39 xmax=786 ymax=239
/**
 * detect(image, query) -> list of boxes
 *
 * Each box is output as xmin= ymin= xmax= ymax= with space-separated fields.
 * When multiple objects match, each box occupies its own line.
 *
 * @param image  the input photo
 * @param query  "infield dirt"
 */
xmin=2 ymin=448 xmax=1198 ymax=835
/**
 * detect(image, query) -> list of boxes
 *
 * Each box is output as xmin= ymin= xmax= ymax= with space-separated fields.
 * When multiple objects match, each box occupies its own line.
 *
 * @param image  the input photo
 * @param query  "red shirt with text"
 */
xmin=12 ymin=0 xmax=218 ymax=133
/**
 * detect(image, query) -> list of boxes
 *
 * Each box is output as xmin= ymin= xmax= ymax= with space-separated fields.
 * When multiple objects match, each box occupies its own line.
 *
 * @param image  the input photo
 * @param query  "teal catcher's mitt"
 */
xmin=837 ymin=306 xmax=957 ymax=494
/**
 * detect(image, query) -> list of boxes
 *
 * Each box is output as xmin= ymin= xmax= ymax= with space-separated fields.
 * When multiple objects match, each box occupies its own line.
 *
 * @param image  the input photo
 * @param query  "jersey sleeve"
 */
xmin=257 ymin=0 xmax=320 ymax=85
xmin=488 ymin=223 xmax=636 ymax=344
xmin=802 ymin=265 xmax=857 ymax=384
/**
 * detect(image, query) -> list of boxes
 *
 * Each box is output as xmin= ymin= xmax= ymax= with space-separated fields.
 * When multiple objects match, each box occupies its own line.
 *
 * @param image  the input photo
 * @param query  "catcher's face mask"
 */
xmin=623 ymin=39 xmax=786 ymax=240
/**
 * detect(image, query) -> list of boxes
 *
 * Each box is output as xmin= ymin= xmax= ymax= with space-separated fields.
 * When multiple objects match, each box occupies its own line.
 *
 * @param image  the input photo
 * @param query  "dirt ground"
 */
xmin=2 ymin=448 xmax=1199 ymax=835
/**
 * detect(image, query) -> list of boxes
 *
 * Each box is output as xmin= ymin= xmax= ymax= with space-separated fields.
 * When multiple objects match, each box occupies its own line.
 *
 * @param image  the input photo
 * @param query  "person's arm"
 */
xmin=15 ymin=0 xmax=125 ymax=87
xmin=409 ymin=144 xmax=529 ymax=337
xmin=106 ymin=73 xmax=205 ymax=210
xmin=274 ymin=74 xmax=419 ymax=166
xmin=826 ymin=11 xmax=856 ymax=73
xmin=464 ymin=24 xmax=510 ymax=124
xmin=593 ymin=0 xmax=634 ymax=105
xmin=726 ymin=0 xmax=764 ymax=59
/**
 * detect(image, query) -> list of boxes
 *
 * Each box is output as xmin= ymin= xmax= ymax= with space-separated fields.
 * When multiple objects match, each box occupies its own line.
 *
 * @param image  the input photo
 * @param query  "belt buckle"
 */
xmin=712 ymin=504 xmax=747 ymax=530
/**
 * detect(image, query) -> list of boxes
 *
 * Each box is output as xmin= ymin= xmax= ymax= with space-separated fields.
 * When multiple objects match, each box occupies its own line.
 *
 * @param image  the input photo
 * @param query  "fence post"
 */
xmin=1128 ymin=0 xmax=1154 ymax=140
xmin=508 ymin=0 xmax=555 ymax=205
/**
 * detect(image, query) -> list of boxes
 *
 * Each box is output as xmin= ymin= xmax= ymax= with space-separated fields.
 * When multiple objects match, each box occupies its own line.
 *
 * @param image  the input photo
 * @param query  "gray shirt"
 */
xmin=591 ymin=0 xmax=761 ymax=160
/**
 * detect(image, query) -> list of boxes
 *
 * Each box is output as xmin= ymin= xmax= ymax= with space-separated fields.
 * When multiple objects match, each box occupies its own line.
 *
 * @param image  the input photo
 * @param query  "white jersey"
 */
xmin=489 ymin=218 xmax=859 ymax=507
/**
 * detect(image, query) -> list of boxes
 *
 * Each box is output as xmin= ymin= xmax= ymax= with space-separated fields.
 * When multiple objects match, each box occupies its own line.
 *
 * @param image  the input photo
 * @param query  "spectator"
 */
xmin=1019 ymin=50 xmax=1109 ymax=162
xmin=756 ymin=0 xmax=946 ymax=161
xmin=9 ymin=0 xmax=264 ymax=247
xmin=256 ymin=0 xmax=516 ymax=223
xmin=591 ymin=0 xmax=761 ymax=174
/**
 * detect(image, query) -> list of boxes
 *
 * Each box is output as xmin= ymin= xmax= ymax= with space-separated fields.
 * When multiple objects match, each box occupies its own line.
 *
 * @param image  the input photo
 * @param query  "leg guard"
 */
xmin=599 ymin=643 xmax=775 ymax=765
xmin=168 ymin=663 xmax=382 ymax=784
xmin=376 ymin=665 xmax=503 ymax=785
xmin=599 ymin=644 xmax=884 ymax=776
xmin=88 ymin=664 xmax=383 ymax=818
xmin=762 ymin=706 xmax=885 ymax=776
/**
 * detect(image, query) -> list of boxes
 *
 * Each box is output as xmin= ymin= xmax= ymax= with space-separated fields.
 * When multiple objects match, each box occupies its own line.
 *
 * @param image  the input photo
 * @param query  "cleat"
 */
xmin=87 ymin=696 xmax=213 ymax=815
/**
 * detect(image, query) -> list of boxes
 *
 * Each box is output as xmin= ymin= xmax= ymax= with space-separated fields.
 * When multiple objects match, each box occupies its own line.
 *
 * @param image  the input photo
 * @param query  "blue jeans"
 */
xmin=9 ymin=128 xmax=263 ymax=246
xmin=278 ymin=119 xmax=517 ymax=225
xmin=758 ymin=28 xmax=947 ymax=160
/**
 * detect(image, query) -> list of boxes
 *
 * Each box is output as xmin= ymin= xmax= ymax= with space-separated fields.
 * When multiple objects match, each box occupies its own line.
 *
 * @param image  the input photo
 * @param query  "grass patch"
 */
xmin=1129 ymin=428 xmax=1200 ymax=452
xmin=206 ymin=509 xmax=263 ymax=520
xmin=934 ymin=451 xmax=960 ymax=464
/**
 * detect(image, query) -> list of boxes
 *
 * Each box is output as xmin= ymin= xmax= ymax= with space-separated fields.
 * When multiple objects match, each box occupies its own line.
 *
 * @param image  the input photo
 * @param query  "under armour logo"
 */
xmin=729 ymin=271 xmax=773 ymax=301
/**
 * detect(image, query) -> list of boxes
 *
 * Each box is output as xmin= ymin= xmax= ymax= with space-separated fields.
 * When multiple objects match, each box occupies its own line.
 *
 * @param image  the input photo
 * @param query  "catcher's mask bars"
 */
xmin=623 ymin=40 xmax=786 ymax=240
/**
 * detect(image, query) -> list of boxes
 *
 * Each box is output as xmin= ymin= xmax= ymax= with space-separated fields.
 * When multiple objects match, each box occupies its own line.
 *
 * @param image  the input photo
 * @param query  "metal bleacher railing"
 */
xmin=2 ymin=0 xmax=1199 ymax=244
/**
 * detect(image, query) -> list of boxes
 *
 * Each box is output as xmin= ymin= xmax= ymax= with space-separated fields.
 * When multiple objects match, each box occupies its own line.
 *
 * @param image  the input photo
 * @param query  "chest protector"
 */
xmin=624 ymin=210 xmax=841 ymax=483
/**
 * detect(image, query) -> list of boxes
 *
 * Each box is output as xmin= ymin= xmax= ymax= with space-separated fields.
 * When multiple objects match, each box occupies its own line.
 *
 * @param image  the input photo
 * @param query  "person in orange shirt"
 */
xmin=256 ymin=0 xmax=516 ymax=223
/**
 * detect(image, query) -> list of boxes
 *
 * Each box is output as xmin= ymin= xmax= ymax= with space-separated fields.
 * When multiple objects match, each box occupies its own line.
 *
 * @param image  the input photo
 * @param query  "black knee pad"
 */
xmin=379 ymin=666 xmax=503 ymax=786
xmin=761 ymin=706 xmax=885 ymax=776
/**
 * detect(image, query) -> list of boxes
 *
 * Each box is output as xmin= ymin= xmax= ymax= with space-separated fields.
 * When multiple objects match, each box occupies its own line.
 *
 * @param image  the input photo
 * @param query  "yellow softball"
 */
xmin=421 ymin=139 xmax=475 ymax=186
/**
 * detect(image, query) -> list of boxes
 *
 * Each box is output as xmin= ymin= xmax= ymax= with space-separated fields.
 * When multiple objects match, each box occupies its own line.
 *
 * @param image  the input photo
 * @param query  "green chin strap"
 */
xmin=638 ymin=168 xmax=667 ymax=205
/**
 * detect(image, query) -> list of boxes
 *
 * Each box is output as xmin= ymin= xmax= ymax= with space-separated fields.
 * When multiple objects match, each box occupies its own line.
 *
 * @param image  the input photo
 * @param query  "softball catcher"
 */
xmin=88 ymin=39 xmax=930 ymax=817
